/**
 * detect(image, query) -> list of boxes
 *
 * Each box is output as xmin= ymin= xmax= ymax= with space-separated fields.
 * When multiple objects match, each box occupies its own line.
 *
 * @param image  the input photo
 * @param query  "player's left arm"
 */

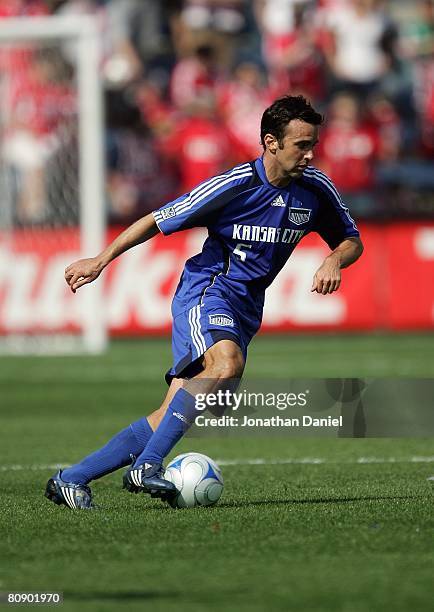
xmin=311 ymin=236 xmax=363 ymax=295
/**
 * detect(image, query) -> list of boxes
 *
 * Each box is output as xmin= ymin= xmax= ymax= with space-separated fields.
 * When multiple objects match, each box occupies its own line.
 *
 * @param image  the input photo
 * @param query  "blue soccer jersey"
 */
xmin=153 ymin=157 xmax=360 ymax=381
xmin=153 ymin=157 xmax=359 ymax=315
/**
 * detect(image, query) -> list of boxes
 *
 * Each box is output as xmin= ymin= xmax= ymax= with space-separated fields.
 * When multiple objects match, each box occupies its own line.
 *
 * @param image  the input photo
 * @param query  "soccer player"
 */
xmin=45 ymin=95 xmax=363 ymax=509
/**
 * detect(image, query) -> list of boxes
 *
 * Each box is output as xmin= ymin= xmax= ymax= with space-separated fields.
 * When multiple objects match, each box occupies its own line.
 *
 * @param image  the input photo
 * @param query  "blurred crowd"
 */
xmin=1 ymin=0 xmax=434 ymax=225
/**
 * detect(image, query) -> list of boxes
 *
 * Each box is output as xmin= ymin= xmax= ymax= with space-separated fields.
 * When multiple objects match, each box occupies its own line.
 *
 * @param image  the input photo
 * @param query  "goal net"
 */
xmin=0 ymin=16 xmax=106 ymax=354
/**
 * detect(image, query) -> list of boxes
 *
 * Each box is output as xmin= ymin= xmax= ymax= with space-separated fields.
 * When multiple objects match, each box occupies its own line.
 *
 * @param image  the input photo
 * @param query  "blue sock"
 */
xmin=62 ymin=417 xmax=153 ymax=485
xmin=134 ymin=388 xmax=197 ymax=466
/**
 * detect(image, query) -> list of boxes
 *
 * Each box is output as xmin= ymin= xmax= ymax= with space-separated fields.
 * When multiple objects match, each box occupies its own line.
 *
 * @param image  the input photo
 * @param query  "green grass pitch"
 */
xmin=1 ymin=334 xmax=434 ymax=611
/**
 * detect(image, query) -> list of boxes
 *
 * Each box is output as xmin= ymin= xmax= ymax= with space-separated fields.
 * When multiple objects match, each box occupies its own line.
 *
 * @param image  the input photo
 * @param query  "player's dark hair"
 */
xmin=260 ymin=95 xmax=323 ymax=149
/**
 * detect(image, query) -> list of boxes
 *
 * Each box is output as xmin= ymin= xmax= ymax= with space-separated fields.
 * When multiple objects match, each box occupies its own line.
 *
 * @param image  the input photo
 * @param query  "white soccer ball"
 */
xmin=164 ymin=452 xmax=224 ymax=509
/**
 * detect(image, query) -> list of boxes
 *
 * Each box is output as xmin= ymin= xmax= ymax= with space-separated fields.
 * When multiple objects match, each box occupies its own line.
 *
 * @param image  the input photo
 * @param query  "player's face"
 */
xmin=269 ymin=120 xmax=319 ymax=179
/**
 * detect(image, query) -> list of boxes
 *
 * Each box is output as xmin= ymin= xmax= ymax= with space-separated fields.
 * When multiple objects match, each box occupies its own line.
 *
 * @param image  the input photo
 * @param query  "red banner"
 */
xmin=385 ymin=223 xmax=434 ymax=329
xmin=0 ymin=222 xmax=433 ymax=334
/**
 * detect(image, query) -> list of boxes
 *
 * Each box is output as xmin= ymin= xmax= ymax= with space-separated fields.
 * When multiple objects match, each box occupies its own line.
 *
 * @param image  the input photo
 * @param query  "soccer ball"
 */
xmin=164 ymin=452 xmax=224 ymax=508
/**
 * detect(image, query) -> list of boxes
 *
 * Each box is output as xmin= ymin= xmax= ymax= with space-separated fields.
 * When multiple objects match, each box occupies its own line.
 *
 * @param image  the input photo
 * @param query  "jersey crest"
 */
xmin=288 ymin=207 xmax=311 ymax=225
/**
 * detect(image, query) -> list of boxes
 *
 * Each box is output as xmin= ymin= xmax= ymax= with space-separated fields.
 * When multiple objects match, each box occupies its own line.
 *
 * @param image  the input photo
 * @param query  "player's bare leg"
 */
xmin=196 ymin=338 xmax=245 ymax=381
xmin=146 ymin=377 xmax=184 ymax=431
xmin=146 ymin=340 xmax=244 ymax=428
xmin=123 ymin=340 xmax=244 ymax=499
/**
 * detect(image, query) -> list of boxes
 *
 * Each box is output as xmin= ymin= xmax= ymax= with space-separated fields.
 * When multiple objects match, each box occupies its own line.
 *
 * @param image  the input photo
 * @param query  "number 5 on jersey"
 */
xmin=233 ymin=243 xmax=252 ymax=262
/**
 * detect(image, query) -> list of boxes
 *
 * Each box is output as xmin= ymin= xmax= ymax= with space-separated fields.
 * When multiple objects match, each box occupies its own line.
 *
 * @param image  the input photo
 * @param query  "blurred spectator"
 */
xmin=403 ymin=1 xmax=434 ymax=156
xmin=175 ymin=1 xmax=248 ymax=67
xmin=159 ymin=95 xmax=232 ymax=193
xmin=0 ymin=0 xmax=50 ymax=85
xmin=321 ymin=0 xmax=398 ymax=98
xmin=170 ymin=44 xmax=220 ymax=110
xmin=217 ymin=61 xmax=274 ymax=161
xmin=254 ymin=0 xmax=311 ymax=70
xmin=412 ymin=58 xmax=434 ymax=157
xmin=58 ymin=0 xmax=144 ymax=88
xmin=117 ymin=0 xmax=166 ymax=66
xmin=181 ymin=0 xmax=246 ymax=33
xmin=365 ymin=93 xmax=402 ymax=160
xmin=2 ymin=48 xmax=76 ymax=224
xmin=105 ymin=90 xmax=176 ymax=221
xmin=316 ymin=92 xmax=381 ymax=214
xmin=400 ymin=0 xmax=434 ymax=59
xmin=134 ymin=78 xmax=176 ymax=139
xmin=274 ymin=4 xmax=327 ymax=103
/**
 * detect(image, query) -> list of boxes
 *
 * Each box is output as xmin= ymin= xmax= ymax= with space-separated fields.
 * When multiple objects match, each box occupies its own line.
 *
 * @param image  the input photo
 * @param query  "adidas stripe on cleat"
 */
xmin=129 ymin=467 xmax=143 ymax=490
xmin=45 ymin=470 xmax=93 ymax=510
xmin=123 ymin=462 xmax=176 ymax=500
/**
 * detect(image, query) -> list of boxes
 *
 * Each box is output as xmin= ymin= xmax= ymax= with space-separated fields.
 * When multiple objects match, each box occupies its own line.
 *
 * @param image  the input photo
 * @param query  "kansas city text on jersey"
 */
xmin=232 ymin=224 xmax=305 ymax=244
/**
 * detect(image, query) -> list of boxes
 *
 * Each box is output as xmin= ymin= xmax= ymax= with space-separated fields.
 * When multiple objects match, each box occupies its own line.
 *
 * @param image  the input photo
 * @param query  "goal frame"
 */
xmin=0 ymin=16 xmax=107 ymax=353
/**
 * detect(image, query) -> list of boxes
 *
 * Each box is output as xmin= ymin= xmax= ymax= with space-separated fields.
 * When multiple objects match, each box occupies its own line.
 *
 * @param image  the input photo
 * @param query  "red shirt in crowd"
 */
xmin=316 ymin=123 xmax=381 ymax=192
xmin=8 ymin=74 xmax=75 ymax=136
xmin=170 ymin=56 xmax=219 ymax=110
xmin=0 ymin=0 xmax=49 ymax=74
xmin=218 ymin=78 xmax=273 ymax=162
xmin=161 ymin=115 xmax=231 ymax=193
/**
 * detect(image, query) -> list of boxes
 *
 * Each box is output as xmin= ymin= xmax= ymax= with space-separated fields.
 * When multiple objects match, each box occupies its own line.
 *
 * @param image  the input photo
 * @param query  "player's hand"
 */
xmin=65 ymin=257 xmax=104 ymax=293
xmin=311 ymin=255 xmax=341 ymax=295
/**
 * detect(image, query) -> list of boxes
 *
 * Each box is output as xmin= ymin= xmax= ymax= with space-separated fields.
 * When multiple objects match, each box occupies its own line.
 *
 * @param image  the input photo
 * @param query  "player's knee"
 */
xmin=204 ymin=342 xmax=245 ymax=379
xmin=220 ymin=354 xmax=244 ymax=379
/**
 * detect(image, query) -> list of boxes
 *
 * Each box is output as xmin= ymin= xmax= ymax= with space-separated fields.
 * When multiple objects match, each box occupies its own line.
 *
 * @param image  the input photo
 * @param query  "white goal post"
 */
xmin=0 ymin=16 xmax=107 ymax=353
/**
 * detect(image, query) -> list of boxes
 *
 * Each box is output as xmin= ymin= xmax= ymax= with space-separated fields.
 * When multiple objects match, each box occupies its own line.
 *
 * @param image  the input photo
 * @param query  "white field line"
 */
xmin=1 ymin=457 xmax=434 ymax=472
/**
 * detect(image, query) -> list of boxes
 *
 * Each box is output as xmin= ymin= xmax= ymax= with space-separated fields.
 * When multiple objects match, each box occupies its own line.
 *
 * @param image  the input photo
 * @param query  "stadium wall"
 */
xmin=1 ymin=222 xmax=433 ymax=334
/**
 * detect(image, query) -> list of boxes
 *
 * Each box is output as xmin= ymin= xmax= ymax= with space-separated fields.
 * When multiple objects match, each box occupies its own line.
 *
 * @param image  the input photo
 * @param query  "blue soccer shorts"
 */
xmin=165 ymin=295 xmax=260 ymax=384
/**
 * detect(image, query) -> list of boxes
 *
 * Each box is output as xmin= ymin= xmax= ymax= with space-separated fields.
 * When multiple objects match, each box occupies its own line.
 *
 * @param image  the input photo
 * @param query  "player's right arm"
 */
xmin=65 ymin=212 xmax=158 ymax=293
xmin=66 ymin=163 xmax=253 ymax=292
